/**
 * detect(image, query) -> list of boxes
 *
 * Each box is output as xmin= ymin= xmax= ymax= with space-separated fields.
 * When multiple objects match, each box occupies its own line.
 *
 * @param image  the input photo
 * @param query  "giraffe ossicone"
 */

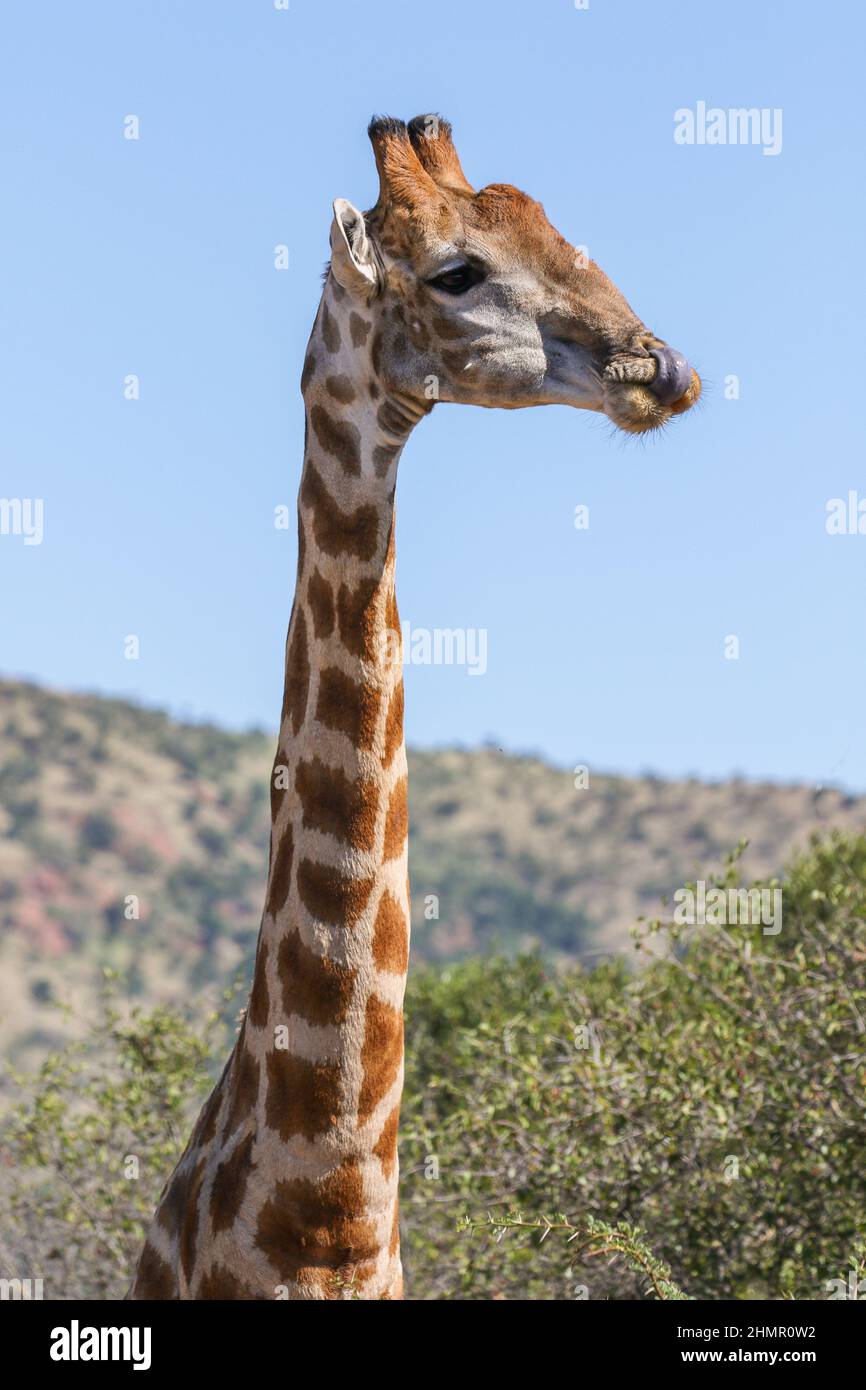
xmin=129 ymin=113 xmax=701 ymax=1302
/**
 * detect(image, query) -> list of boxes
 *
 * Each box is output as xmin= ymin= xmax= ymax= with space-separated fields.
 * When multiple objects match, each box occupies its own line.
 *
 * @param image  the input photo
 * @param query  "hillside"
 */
xmin=5 ymin=835 xmax=866 ymax=1300
xmin=1 ymin=676 xmax=865 ymax=1063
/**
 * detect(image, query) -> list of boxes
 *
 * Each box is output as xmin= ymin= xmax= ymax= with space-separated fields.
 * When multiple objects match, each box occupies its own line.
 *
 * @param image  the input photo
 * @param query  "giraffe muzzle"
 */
xmin=648 ymin=346 xmax=693 ymax=406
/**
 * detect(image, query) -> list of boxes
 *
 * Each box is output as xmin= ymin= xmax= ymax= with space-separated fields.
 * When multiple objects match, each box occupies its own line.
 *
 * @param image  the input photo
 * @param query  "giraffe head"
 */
xmin=328 ymin=114 xmax=700 ymax=436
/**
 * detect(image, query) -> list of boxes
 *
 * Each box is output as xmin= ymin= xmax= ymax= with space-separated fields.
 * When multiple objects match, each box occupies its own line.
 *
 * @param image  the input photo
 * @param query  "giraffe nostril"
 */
xmin=648 ymin=346 xmax=692 ymax=406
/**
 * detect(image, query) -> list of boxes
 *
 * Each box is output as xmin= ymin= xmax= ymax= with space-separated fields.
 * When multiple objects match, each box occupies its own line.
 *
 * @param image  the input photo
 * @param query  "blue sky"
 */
xmin=2 ymin=0 xmax=865 ymax=788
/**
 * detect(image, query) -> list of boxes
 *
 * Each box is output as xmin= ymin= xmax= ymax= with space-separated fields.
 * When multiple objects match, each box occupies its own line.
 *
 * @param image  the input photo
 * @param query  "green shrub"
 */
xmin=1 ymin=834 xmax=864 ymax=1300
xmin=0 ymin=977 xmax=230 ymax=1299
xmin=400 ymin=834 xmax=866 ymax=1299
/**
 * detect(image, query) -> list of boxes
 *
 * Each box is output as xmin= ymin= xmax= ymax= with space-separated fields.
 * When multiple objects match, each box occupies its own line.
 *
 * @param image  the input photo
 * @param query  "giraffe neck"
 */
xmin=246 ymin=275 xmax=421 ymax=1296
xmin=130 ymin=275 xmax=429 ymax=1302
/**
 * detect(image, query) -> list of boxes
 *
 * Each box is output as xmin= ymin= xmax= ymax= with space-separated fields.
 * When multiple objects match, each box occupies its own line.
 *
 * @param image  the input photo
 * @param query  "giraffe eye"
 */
xmin=428 ymin=263 xmax=485 ymax=295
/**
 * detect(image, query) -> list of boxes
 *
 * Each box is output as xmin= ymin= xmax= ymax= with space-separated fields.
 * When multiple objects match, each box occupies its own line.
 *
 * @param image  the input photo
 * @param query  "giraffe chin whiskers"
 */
xmin=604 ymin=369 xmax=703 ymax=436
xmin=605 ymin=383 xmax=673 ymax=435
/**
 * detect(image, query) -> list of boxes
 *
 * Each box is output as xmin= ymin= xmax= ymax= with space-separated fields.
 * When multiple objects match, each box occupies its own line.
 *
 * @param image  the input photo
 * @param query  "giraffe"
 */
xmin=129 ymin=113 xmax=700 ymax=1301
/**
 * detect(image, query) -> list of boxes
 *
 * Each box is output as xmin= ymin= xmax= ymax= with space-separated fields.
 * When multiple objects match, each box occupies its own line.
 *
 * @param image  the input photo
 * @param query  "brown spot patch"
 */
xmin=156 ymin=1165 xmax=187 ymax=1240
xmin=210 ymin=1131 xmax=256 ymax=1235
xmin=325 ymin=374 xmax=356 ymax=404
xmin=382 ymin=776 xmax=408 ymax=861
xmin=321 ymin=303 xmax=341 ymax=353
xmin=266 ymin=821 xmax=294 ymax=917
xmin=301 ymin=351 xmax=317 ymax=391
xmin=389 ymin=1201 xmax=400 ymax=1257
xmin=372 ymin=891 xmax=408 ymax=975
xmin=368 ymin=380 xmax=380 ymax=400
xmin=255 ymin=1162 xmax=379 ymax=1288
xmin=295 ymin=757 xmax=379 ymax=852
xmin=178 ymin=1157 xmax=207 ymax=1285
xmin=307 ymin=568 xmax=335 ymax=638
xmin=300 ymin=464 xmax=379 ymax=561
xmin=297 ymin=858 xmax=374 ymax=929
xmin=371 ymin=331 xmax=383 ymax=376
xmin=372 ymin=1106 xmax=400 ymax=1180
xmin=265 ymin=1049 xmax=341 ymax=1141
xmin=225 ymin=1043 xmax=261 ymax=1134
xmin=296 ymin=512 xmax=306 ymax=579
xmin=248 ymin=941 xmax=270 ymax=1028
xmin=197 ymin=1262 xmax=259 ymax=1300
xmin=382 ymin=682 xmax=404 ymax=767
xmin=336 ymin=578 xmax=383 ymax=663
xmin=311 ymin=403 xmax=361 ymax=476
xmin=190 ymin=1057 xmax=229 ymax=1148
xmin=432 ymin=314 xmax=464 ymax=341
xmin=278 ymin=929 xmax=356 ymax=1027
xmin=282 ymin=609 xmax=310 ymax=736
xmin=373 ymin=443 xmax=399 ymax=476
xmin=316 ymin=665 xmax=381 ymax=751
xmin=385 ymin=582 xmax=400 ymax=641
xmin=358 ymin=994 xmax=402 ymax=1125
xmin=349 ymin=311 xmax=371 ymax=347
xmin=132 ymin=1243 xmax=177 ymax=1300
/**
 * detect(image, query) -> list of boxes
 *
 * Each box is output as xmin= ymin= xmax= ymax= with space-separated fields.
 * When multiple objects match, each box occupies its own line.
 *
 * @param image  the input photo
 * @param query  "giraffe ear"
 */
xmin=330 ymin=199 xmax=380 ymax=297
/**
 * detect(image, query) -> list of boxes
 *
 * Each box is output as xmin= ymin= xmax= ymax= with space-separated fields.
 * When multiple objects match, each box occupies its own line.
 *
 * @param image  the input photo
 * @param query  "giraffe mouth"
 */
xmin=603 ymin=348 xmax=693 ymax=405
xmin=541 ymin=332 xmax=700 ymax=430
xmin=602 ymin=365 xmax=702 ymax=434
